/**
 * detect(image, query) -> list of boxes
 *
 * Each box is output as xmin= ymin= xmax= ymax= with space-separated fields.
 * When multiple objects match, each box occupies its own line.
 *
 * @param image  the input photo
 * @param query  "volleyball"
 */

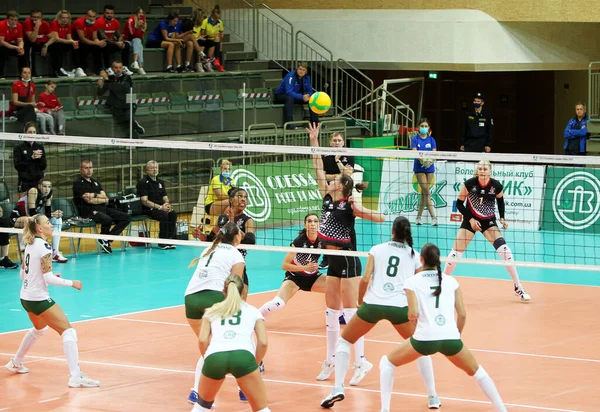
xmin=309 ymin=92 xmax=331 ymax=115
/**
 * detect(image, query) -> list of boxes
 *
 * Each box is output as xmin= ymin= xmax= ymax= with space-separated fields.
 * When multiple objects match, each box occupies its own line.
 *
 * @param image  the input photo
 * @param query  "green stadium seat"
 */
xmin=75 ymin=96 xmax=97 ymax=120
xmin=186 ymin=90 xmax=205 ymax=113
xmin=221 ymin=89 xmax=240 ymax=111
xmin=203 ymin=90 xmax=222 ymax=112
xmin=61 ymin=97 xmax=76 ymax=120
xmin=151 ymin=92 xmax=171 ymax=113
xmin=170 ymin=92 xmax=188 ymax=114
xmin=254 ymin=87 xmax=273 ymax=108
xmin=136 ymin=93 xmax=152 ymax=116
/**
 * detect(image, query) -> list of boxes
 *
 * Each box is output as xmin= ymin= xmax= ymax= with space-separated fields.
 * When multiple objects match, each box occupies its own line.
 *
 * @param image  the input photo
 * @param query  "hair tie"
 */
xmin=219 ymin=227 xmax=227 ymax=234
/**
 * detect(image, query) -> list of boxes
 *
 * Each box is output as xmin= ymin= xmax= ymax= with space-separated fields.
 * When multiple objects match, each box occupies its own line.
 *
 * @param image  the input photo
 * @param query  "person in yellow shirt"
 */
xmin=204 ymin=159 xmax=234 ymax=216
xmin=199 ymin=5 xmax=224 ymax=72
xmin=189 ymin=8 xmax=208 ymax=73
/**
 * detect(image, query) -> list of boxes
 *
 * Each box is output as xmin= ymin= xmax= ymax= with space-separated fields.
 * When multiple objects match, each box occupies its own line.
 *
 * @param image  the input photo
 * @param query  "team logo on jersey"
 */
xmin=383 ymin=283 xmax=395 ymax=292
xmin=223 ymin=331 xmax=236 ymax=339
xmin=489 ymin=186 xmax=495 ymax=195
xmin=337 ymin=201 xmax=346 ymax=210
xmin=471 ymin=187 xmax=477 ymax=192
xmin=44 ymin=242 xmax=51 ymax=250
xmin=435 ymin=315 xmax=446 ymax=326
xmin=480 ymin=190 xmax=485 ymax=194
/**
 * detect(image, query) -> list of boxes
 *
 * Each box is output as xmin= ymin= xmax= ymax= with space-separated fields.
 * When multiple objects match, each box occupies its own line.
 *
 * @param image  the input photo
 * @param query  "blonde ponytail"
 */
xmin=204 ymin=274 xmax=244 ymax=320
xmin=23 ymin=214 xmax=45 ymax=245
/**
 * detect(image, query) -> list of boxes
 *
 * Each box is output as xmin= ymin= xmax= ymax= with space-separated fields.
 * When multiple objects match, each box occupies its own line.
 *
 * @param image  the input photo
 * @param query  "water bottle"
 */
xmin=183 ymin=219 xmax=188 ymax=239
xmin=176 ymin=219 xmax=182 ymax=236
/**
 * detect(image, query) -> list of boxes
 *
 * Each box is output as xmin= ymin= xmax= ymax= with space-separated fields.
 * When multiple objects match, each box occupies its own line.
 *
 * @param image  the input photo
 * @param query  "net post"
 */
xmin=127 ymin=88 xmax=136 ymax=188
xmin=242 ymin=82 xmax=247 ymax=165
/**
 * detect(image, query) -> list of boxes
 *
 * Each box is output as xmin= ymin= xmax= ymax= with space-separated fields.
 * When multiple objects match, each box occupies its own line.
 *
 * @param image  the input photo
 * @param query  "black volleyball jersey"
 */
xmin=233 ymin=213 xmax=253 ymax=259
xmin=288 ymin=232 xmax=322 ymax=277
xmin=464 ymin=177 xmax=503 ymax=219
xmin=318 ymin=194 xmax=355 ymax=249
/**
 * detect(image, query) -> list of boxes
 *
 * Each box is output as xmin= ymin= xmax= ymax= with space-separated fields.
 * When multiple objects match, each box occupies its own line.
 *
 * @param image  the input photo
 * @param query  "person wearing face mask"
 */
xmin=72 ymin=9 xmax=104 ymax=76
xmin=9 ymin=67 xmax=37 ymax=126
xmin=0 ymin=11 xmax=26 ymax=79
xmin=204 ymin=160 xmax=236 ymax=218
xmin=460 ymin=92 xmax=494 ymax=153
xmin=94 ymin=5 xmax=133 ymax=76
xmin=97 ymin=61 xmax=145 ymax=137
xmin=136 ymin=160 xmax=177 ymax=249
xmin=411 ymin=118 xmax=438 ymax=226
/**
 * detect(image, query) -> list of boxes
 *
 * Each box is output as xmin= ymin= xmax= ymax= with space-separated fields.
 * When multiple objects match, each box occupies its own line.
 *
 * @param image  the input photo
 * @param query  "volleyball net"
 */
xmin=1 ymin=131 xmax=600 ymax=272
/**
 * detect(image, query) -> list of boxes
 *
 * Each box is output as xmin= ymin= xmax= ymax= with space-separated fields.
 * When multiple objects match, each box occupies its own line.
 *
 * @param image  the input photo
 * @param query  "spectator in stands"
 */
xmin=23 ymin=9 xmax=53 ymax=78
xmin=72 ymin=9 xmax=104 ymax=76
xmin=9 ymin=67 xmax=37 ymax=126
xmin=136 ymin=160 xmax=178 ymax=250
xmin=49 ymin=10 xmax=80 ymax=78
xmin=38 ymin=80 xmax=66 ymax=135
xmin=124 ymin=7 xmax=147 ymax=75
xmin=13 ymin=122 xmax=46 ymax=197
xmin=274 ymin=61 xmax=318 ymax=129
xmin=563 ymin=102 xmax=589 ymax=156
xmin=94 ymin=4 xmax=133 ymax=76
xmin=97 ymin=61 xmax=145 ymax=137
xmin=199 ymin=5 xmax=225 ymax=72
xmin=147 ymin=12 xmax=195 ymax=73
xmin=0 ymin=11 xmax=26 ymax=79
xmin=460 ymin=92 xmax=493 ymax=153
xmin=73 ymin=159 xmax=131 ymax=254
xmin=205 ymin=159 xmax=235 ymax=217
xmin=191 ymin=8 xmax=208 ymax=73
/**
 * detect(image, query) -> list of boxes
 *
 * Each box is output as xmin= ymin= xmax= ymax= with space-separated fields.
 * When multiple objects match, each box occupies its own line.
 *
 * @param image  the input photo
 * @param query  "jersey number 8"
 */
xmin=386 ymin=256 xmax=400 ymax=277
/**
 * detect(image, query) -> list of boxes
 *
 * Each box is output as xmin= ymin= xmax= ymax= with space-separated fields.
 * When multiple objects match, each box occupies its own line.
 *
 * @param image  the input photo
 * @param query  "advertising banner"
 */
xmin=542 ymin=167 xmax=600 ymax=232
xmin=378 ymin=160 xmax=545 ymax=230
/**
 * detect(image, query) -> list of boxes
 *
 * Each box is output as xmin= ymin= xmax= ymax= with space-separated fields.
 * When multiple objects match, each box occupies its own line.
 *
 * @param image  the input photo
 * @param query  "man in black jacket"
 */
xmin=13 ymin=139 xmax=46 ymax=196
xmin=97 ymin=61 xmax=145 ymax=138
xmin=460 ymin=92 xmax=494 ymax=153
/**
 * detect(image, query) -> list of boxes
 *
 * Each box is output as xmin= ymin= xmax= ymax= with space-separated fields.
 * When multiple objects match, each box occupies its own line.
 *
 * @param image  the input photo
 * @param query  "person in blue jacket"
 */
xmin=274 ymin=61 xmax=318 ymax=129
xmin=563 ymin=102 xmax=589 ymax=156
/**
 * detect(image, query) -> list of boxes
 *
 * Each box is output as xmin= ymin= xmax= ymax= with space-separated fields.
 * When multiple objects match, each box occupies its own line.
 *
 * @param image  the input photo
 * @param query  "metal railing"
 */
xmin=374 ymin=85 xmax=415 ymax=145
xmin=589 ymin=62 xmax=600 ymax=121
xmin=295 ymin=31 xmax=334 ymax=105
xmin=256 ymin=4 xmax=294 ymax=71
xmin=335 ymin=59 xmax=374 ymax=130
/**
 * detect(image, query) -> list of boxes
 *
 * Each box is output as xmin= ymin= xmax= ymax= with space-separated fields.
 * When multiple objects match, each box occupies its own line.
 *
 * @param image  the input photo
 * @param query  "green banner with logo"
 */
xmin=542 ymin=167 xmax=600 ymax=232
xmin=229 ymin=160 xmax=322 ymax=226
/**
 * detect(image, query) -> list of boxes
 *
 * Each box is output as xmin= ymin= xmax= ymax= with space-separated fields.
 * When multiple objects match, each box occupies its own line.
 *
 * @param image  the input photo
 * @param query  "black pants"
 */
xmin=275 ymin=93 xmax=319 ymax=125
xmin=89 ymin=208 xmax=131 ymax=236
xmin=0 ymin=217 xmax=12 ymax=246
xmin=0 ymin=46 xmax=27 ymax=77
xmin=111 ymin=105 xmax=138 ymax=137
xmin=101 ymin=42 xmax=130 ymax=70
xmin=145 ymin=209 xmax=177 ymax=239
xmin=74 ymin=42 xmax=103 ymax=74
xmin=463 ymin=138 xmax=487 ymax=152
xmin=12 ymin=105 xmax=36 ymax=124
xmin=47 ymin=42 xmax=72 ymax=73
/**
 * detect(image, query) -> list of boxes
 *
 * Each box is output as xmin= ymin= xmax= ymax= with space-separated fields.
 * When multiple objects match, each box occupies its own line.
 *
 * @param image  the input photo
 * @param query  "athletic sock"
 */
xmin=417 ymin=356 xmax=437 ymax=397
xmin=193 ymin=356 xmax=204 ymax=392
xmin=379 ymin=356 xmax=395 ymax=411
xmin=342 ymin=308 xmax=365 ymax=364
xmin=474 ymin=366 xmax=507 ymax=412
xmin=14 ymin=326 xmax=47 ymax=365
xmin=325 ymin=308 xmax=341 ymax=363
xmin=444 ymin=249 xmax=463 ymax=275
xmin=62 ymin=328 xmax=80 ymax=377
xmin=334 ymin=337 xmax=351 ymax=387
xmin=259 ymin=296 xmax=285 ymax=317
xmin=496 ymin=244 xmax=521 ymax=286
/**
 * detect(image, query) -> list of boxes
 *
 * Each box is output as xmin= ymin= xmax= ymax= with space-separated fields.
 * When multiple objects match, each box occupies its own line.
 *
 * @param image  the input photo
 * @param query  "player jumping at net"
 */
xmin=379 ymin=243 xmax=507 ymax=412
xmin=308 ymin=122 xmax=386 ymax=385
xmin=259 ymin=213 xmax=326 ymax=317
xmin=444 ymin=160 xmax=531 ymax=301
xmin=185 ymin=222 xmax=245 ymax=405
xmin=191 ymin=274 xmax=270 ymax=412
xmin=320 ymin=216 xmax=440 ymax=409
xmin=5 ymin=214 xmax=100 ymax=388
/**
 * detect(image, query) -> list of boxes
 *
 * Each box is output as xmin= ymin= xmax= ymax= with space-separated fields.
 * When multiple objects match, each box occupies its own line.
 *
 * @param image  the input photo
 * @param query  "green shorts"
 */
xmin=356 ymin=302 xmax=409 ymax=325
xmin=185 ymin=290 xmax=225 ymax=319
xmin=202 ymin=350 xmax=258 ymax=380
xmin=20 ymin=298 xmax=55 ymax=316
xmin=410 ymin=337 xmax=464 ymax=356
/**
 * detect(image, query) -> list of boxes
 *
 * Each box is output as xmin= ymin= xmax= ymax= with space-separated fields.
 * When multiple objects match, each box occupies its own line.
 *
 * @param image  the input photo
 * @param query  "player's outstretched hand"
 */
xmin=72 ymin=280 xmax=83 ymax=290
xmin=306 ymin=122 xmax=320 ymax=145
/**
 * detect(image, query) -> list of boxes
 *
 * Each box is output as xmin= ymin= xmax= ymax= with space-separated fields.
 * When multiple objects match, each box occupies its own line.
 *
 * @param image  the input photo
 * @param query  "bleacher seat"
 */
xmin=169 ymin=92 xmax=188 ymax=114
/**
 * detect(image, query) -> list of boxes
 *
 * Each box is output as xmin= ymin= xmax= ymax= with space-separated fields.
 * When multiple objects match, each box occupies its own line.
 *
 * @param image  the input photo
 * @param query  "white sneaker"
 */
xmin=123 ymin=66 xmax=134 ymax=76
xmin=5 ymin=359 xmax=29 ymax=374
xmin=106 ymin=68 xmax=115 ymax=76
xmin=320 ymin=386 xmax=345 ymax=408
xmin=137 ymin=67 xmax=146 ymax=75
xmin=348 ymin=359 xmax=373 ymax=386
xmin=514 ymin=284 xmax=531 ymax=301
xmin=68 ymin=372 xmax=100 ymax=388
xmin=53 ymin=252 xmax=68 ymax=263
xmin=416 ymin=216 xmax=423 ymax=225
xmin=316 ymin=360 xmax=334 ymax=381
xmin=204 ymin=61 xmax=214 ymax=72
xmin=60 ymin=67 xmax=74 ymax=78
xmin=74 ymin=67 xmax=87 ymax=77
xmin=195 ymin=62 xmax=205 ymax=73
xmin=428 ymin=395 xmax=441 ymax=409
xmin=431 ymin=217 xmax=438 ymax=226
xmin=130 ymin=61 xmax=140 ymax=70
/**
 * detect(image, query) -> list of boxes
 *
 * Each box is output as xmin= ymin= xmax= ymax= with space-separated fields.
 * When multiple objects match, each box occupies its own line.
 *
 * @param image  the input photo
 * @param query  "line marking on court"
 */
xmin=9 ymin=309 xmax=21 ymax=312
xmin=38 ymin=397 xmax=62 ymax=404
xmin=106 ymin=317 xmax=600 ymax=364
xmin=0 ymin=352 xmax=582 ymax=412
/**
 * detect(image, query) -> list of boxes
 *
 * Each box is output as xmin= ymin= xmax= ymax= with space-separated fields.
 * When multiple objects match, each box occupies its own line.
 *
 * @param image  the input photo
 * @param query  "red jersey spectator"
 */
xmin=38 ymin=80 xmax=65 ymax=134
xmin=9 ymin=67 xmax=37 ymax=126
xmin=49 ymin=10 xmax=80 ymax=77
xmin=72 ymin=9 xmax=104 ymax=76
xmin=94 ymin=5 xmax=132 ymax=75
xmin=0 ymin=11 xmax=26 ymax=78
xmin=124 ymin=7 xmax=147 ymax=75
xmin=23 ymin=9 xmax=53 ymax=77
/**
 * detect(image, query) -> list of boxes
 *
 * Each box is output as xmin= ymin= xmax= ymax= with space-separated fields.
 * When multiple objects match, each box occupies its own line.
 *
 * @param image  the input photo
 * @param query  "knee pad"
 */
xmin=342 ymin=308 xmax=357 ymax=323
xmin=33 ymin=326 xmax=49 ymax=338
xmin=197 ymin=395 xmax=214 ymax=409
xmin=326 ymin=308 xmax=341 ymax=332
xmin=493 ymin=237 xmax=507 ymax=250
xmin=335 ymin=337 xmax=352 ymax=355
xmin=62 ymin=328 xmax=77 ymax=343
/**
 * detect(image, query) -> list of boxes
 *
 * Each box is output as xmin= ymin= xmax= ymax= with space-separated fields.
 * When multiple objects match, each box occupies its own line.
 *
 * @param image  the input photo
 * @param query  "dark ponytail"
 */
xmin=420 ymin=243 xmax=442 ymax=297
xmin=339 ymin=174 xmax=369 ymax=198
xmin=392 ymin=216 xmax=415 ymax=257
xmin=188 ymin=222 xmax=239 ymax=268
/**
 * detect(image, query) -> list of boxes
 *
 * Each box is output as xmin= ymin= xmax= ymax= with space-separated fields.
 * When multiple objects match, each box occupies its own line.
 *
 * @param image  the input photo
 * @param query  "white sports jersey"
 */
xmin=204 ymin=302 xmax=264 ymax=357
xmin=363 ymin=241 xmax=421 ymax=307
xmin=185 ymin=244 xmax=245 ymax=296
xmin=404 ymin=271 xmax=461 ymax=341
xmin=20 ymin=237 xmax=54 ymax=301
